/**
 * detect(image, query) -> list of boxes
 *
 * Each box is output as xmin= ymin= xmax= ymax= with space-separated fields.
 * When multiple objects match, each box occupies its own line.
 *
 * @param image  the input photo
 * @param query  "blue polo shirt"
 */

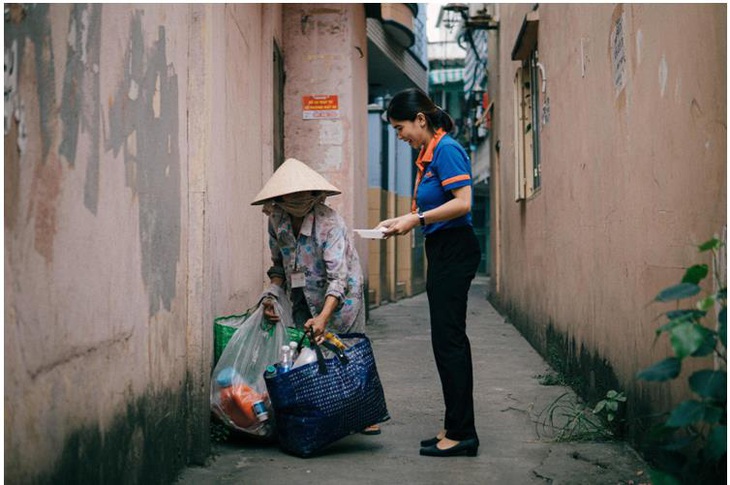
xmin=415 ymin=135 xmax=473 ymax=236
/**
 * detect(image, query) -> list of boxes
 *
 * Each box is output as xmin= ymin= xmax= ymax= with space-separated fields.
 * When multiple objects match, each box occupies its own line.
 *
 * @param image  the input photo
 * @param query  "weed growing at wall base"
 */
xmin=210 ymin=420 xmax=231 ymax=444
xmin=636 ymin=237 xmax=726 ymax=484
xmin=535 ymin=372 xmax=568 ymax=386
xmin=534 ymin=389 xmax=626 ymax=442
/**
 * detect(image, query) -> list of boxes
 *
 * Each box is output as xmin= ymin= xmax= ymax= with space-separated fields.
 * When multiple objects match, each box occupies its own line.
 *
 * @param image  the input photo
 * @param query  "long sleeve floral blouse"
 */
xmin=267 ymin=203 xmax=365 ymax=334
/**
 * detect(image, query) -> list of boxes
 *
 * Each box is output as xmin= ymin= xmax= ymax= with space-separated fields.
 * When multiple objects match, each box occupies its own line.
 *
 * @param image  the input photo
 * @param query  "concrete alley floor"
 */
xmin=176 ymin=278 xmax=648 ymax=485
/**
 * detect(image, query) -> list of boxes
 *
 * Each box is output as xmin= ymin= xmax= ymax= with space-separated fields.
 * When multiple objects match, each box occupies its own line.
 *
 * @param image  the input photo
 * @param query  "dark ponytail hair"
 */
xmin=386 ymin=88 xmax=454 ymax=134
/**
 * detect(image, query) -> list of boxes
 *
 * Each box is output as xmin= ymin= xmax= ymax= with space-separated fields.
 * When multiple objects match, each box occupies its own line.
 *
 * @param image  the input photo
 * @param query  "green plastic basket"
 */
xmin=213 ymin=312 xmax=251 ymax=365
xmin=285 ymin=326 xmax=311 ymax=349
xmin=213 ymin=312 xmax=310 ymax=365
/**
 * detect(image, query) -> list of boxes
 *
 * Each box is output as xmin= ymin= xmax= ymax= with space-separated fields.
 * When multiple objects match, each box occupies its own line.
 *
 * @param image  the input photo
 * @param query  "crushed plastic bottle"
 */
xmin=292 ymin=346 xmax=317 ymax=369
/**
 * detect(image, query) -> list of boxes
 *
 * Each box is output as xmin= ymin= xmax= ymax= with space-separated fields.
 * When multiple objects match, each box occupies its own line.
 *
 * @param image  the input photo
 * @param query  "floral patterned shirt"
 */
xmin=267 ymin=203 xmax=365 ymax=334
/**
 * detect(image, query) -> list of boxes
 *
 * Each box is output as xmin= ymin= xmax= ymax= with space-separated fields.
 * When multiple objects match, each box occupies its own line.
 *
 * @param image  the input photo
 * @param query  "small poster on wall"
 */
xmin=302 ymin=95 xmax=339 ymax=120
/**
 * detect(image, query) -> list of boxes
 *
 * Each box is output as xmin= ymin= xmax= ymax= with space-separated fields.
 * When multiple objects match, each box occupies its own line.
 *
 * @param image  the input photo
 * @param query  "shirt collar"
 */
xmin=299 ymin=210 xmax=314 ymax=237
xmin=416 ymin=129 xmax=446 ymax=171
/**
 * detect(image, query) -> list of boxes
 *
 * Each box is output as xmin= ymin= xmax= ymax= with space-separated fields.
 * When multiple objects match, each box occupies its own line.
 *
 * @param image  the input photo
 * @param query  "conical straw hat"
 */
xmin=251 ymin=158 xmax=341 ymax=205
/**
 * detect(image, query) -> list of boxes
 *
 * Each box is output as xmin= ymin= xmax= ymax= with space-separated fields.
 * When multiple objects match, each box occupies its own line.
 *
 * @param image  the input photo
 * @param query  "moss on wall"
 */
xmin=28 ymin=387 xmax=191 ymax=485
xmin=489 ymin=292 xmax=659 ymax=446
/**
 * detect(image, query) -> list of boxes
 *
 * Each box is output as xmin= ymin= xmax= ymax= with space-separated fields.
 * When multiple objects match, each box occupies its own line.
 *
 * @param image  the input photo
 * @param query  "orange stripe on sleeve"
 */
xmin=441 ymin=174 xmax=471 ymax=186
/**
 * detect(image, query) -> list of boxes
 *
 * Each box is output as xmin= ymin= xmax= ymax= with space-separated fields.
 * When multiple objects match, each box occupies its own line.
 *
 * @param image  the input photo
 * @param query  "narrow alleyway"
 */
xmin=176 ymin=278 xmax=647 ymax=484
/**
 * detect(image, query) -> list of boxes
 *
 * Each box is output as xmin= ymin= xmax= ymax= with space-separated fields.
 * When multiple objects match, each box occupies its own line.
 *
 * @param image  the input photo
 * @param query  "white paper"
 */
xmin=354 ymin=229 xmax=386 ymax=239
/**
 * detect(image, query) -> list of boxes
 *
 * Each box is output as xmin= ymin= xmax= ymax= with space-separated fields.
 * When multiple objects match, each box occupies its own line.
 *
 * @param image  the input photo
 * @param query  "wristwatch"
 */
xmin=417 ymin=211 xmax=426 ymax=226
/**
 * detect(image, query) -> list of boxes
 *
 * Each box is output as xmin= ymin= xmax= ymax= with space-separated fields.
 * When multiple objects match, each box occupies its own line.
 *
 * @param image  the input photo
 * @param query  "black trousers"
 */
xmin=425 ymin=226 xmax=481 ymax=441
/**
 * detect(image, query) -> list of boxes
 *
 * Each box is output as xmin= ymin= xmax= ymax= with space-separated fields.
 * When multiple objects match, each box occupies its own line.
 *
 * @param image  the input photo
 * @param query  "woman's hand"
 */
xmin=376 ymin=213 xmax=419 ymax=237
xmin=377 ymin=186 xmax=472 ymax=237
xmin=303 ymin=314 xmax=328 ymax=344
xmin=262 ymin=298 xmax=280 ymax=323
xmin=262 ymin=277 xmax=285 ymax=322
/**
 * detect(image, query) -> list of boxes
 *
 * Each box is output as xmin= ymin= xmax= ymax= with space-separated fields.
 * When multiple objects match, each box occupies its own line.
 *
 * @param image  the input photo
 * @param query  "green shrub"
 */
xmin=637 ymin=237 xmax=726 ymax=484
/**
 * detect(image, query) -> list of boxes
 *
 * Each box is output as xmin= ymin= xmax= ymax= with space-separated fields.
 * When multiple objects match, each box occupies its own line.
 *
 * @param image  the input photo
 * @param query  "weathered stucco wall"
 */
xmin=208 ymin=3 xmax=283 ymax=314
xmin=282 ymin=4 xmax=369 ymax=267
xmin=4 ymin=4 xmax=283 ymax=482
xmin=490 ymin=3 xmax=726 ymax=439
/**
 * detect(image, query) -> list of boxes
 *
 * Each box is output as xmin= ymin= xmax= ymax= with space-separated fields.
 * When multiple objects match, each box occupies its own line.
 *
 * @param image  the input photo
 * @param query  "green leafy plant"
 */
xmin=636 ymin=237 xmax=726 ymax=484
xmin=593 ymin=390 xmax=627 ymax=423
xmin=535 ymin=372 xmax=567 ymax=386
xmin=535 ymin=391 xmax=620 ymax=442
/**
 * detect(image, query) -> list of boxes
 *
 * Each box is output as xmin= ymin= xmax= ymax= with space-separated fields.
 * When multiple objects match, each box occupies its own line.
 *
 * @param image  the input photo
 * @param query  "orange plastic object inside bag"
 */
xmin=219 ymin=384 xmax=267 ymax=429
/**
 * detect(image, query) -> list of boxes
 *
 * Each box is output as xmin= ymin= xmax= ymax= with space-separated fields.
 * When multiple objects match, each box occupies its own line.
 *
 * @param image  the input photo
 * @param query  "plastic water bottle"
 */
xmin=288 ymin=341 xmax=299 ymax=361
xmin=264 ymin=365 xmax=277 ymax=379
xmin=280 ymin=345 xmax=293 ymax=373
xmin=252 ymin=399 xmax=269 ymax=422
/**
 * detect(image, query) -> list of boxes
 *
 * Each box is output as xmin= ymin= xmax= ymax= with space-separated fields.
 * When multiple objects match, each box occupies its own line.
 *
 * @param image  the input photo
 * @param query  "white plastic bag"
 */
xmin=210 ymin=286 xmax=293 ymax=438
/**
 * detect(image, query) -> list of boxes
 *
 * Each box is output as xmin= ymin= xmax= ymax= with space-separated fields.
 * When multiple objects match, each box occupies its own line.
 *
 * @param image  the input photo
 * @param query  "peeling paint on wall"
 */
xmin=5 ymin=4 xmax=62 ymax=263
xmin=318 ymin=121 xmax=343 ymax=145
xmin=5 ymin=99 xmax=21 ymax=231
xmin=104 ymin=12 xmax=181 ymax=317
xmin=5 ymin=39 xmax=18 ymax=132
xmin=4 ymin=35 xmax=29 ymax=152
xmin=4 ymin=4 xmax=57 ymax=161
xmin=319 ymin=144 xmax=344 ymax=171
xmin=658 ymin=55 xmax=668 ymax=98
xmin=60 ymin=4 xmax=102 ymax=214
xmin=29 ymin=154 xmax=63 ymax=264
xmin=610 ymin=7 xmax=627 ymax=96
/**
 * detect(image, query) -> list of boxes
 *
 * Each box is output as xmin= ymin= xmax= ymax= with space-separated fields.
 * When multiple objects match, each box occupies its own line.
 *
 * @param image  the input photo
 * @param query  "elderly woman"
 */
xmin=252 ymin=158 xmax=378 ymax=435
xmin=251 ymin=157 xmax=366 ymax=339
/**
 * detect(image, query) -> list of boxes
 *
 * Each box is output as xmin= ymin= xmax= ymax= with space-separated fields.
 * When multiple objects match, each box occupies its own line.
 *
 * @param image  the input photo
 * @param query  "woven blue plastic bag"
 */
xmin=264 ymin=333 xmax=390 ymax=457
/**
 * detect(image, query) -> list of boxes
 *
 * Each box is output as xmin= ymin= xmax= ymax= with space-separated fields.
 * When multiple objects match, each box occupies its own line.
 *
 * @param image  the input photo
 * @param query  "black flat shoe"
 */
xmin=419 ymin=438 xmax=479 ymax=457
xmin=420 ymin=436 xmax=441 ymax=447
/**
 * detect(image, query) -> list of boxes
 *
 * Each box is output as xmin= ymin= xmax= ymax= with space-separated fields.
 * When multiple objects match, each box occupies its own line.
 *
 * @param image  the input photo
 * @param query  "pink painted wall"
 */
xmin=4 ymin=4 xmax=285 ymax=481
xmin=281 ymin=4 xmax=370 ymax=267
xmin=489 ymin=3 xmax=726 ymax=433
xmin=4 ymin=3 xmax=371 ymax=480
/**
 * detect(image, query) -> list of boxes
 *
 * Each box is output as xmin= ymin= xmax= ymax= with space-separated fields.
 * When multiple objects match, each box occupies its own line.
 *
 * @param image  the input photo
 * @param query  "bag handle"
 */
xmin=311 ymin=338 xmax=328 ymax=375
xmin=321 ymin=341 xmax=349 ymax=365
xmin=306 ymin=329 xmax=349 ymax=374
xmin=297 ymin=331 xmax=310 ymax=350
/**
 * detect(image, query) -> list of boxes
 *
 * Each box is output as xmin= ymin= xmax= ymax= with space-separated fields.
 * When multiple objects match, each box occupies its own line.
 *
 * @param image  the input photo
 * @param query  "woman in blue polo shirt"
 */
xmin=377 ymin=88 xmax=481 ymax=457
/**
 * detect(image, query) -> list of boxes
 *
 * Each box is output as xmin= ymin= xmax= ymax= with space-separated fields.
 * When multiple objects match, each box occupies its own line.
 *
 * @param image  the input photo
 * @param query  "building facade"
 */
xmin=485 ymin=3 xmax=726 ymax=443
xmin=365 ymin=4 xmax=429 ymax=305
xmin=429 ymin=4 xmax=495 ymax=276
xmin=4 ymin=3 xmax=376 ymax=482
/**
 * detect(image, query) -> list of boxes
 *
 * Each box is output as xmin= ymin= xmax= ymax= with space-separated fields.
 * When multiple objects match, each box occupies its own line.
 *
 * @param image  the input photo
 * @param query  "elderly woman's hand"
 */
xmin=304 ymin=314 xmax=328 ymax=344
xmin=376 ymin=213 xmax=420 ymax=237
xmin=262 ymin=297 xmax=280 ymax=323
